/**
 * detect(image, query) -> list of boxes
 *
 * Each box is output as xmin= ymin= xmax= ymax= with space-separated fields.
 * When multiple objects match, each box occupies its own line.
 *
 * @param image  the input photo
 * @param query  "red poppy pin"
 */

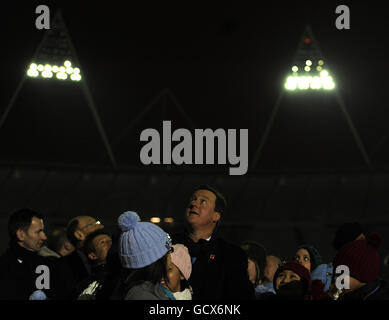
xmin=210 ymin=254 xmax=215 ymax=259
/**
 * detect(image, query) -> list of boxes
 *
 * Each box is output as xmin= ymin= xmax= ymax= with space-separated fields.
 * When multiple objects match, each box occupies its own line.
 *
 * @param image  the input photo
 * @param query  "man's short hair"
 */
xmin=47 ymin=227 xmax=69 ymax=253
xmin=8 ymin=208 xmax=43 ymax=242
xmin=83 ymin=229 xmax=111 ymax=256
xmin=195 ymin=185 xmax=227 ymax=215
xmin=66 ymin=218 xmax=80 ymax=247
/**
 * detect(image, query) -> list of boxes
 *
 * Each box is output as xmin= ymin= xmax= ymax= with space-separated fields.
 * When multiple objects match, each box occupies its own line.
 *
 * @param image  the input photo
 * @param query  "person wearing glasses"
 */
xmin=59 ymin=216 xmax=104 ymax=298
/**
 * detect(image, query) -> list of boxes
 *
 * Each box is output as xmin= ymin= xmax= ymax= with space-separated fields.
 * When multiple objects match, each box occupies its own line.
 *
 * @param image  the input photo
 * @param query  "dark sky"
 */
xmin=1 ymin=1 xmax=389 ymax=173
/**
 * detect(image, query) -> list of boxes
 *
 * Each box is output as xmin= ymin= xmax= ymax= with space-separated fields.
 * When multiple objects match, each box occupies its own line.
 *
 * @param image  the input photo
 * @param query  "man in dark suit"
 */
xmin=60 ymin=215 xmax=104 ymax=298
xmin=0 ymin=208 xmax=68 ymax=299
xmin=172 ymin=185 xmax=255 ymax=300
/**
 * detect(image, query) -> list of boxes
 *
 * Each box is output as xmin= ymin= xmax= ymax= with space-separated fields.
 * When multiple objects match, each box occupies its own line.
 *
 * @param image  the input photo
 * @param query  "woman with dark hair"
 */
xmin=294 ymin=244 xmax=322 ymax=273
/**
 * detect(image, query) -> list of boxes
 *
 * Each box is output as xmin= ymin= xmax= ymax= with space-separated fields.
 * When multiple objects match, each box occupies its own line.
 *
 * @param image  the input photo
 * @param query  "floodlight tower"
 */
xmin=284 ymin=26 xmax=335 ymax=91
xmin=25 ymin=13 xmax=82 ymax=82
xmin=251 ymin=25 xmax=371 ymax=170
xmin=1 ymin=10 xmax=117 ymax=168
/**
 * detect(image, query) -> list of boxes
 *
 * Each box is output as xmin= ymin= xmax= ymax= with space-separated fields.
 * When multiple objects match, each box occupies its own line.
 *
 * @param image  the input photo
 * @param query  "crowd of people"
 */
xmin=0 ymin=184 xmax=388 ymax=300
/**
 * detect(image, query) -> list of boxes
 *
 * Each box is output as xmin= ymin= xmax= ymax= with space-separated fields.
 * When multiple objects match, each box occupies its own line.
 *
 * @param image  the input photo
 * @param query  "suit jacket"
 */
xmin=0 ymin=241 xmax=68 ymax=300
xmin=58 ymin=248 xmax=91 ymax=299
xmin=172 ymin=232 xmax=255 ymax=300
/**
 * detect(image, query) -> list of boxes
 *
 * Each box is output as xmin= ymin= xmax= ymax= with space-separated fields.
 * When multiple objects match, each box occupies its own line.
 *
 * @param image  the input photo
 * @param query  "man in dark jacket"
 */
xmin=172 ymin=185 xmax=254 ymax=300
xmin=0 ymin=208 xmax=67 ymax=299
xmin=75 ymin=229 xmax=112 ymax=299
xmin=60 ymin=215 xmax=105 ymax=294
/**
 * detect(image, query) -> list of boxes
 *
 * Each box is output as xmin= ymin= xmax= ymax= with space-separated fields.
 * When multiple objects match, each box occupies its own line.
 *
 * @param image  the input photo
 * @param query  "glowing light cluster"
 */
xmin=150 ymin=217 xmax=175 ymax=224
xmin=150 ymin=217 xmax=161 ymax=223
xmin=284 ymin=59 xmax=335 ymax=91
xmin=26 ymin=60 xmax=82 ymax=81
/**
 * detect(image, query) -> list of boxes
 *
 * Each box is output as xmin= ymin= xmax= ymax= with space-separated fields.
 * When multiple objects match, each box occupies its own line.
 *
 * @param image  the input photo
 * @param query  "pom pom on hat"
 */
xmin=118 ymin=211 xmax=171 ymax=269
xmin=367 ymin=232 xmax=382 ymax=250
xmin=118 ymin=211 xmax=140 ymax=232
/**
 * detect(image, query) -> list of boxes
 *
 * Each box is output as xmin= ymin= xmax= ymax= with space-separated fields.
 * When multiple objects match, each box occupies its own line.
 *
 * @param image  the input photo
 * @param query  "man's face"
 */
xmin=89 ymin=234 xmax=112 ymax=265
xmin=295 ymin=248 xmax=311 ymax=272
xmin=275 ymin=270 xmax=301 ymax=290
xmin=18 ymin=216 xmax=47 ymax=252
xmin=186 ymin=189 xmax=220 ymax=228
xmin=77 ymin=216 xmax=104 ymax=238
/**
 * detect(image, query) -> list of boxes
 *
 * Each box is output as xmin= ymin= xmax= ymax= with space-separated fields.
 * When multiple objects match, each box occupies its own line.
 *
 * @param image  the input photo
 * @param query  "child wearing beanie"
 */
xmin=258 ymin=261 xmax=311 ymax=300
xmin=330 ymin=233 xmax=389 ymax=300
xmin=161 ymin=244 xmax=193 ymax=300
xmin=115 ymin=211 xmax=176 ymax=300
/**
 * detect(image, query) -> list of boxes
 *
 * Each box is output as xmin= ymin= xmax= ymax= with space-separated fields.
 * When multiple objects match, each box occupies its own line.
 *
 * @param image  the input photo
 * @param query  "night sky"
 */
xmin=1 ymin=1 xmax=389 ymax=172
xmin=2 ymin=1 xmax=389 ymax=267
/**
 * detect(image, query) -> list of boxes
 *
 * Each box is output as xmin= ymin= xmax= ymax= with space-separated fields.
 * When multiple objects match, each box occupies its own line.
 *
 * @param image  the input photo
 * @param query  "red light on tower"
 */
xmin=304 ymin=38 xmax=311 ymax=44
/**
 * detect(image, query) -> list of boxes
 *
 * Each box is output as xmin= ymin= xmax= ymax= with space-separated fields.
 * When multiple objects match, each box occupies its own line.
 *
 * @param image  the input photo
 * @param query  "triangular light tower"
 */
xmin=284 ymin=26 xmax=335 ymax=91
xmin=251 ymin=25 xmax=371 ymax=170
xmin=1 ymin=10 xmax=117 ymax=168
xmin=26 ymin=12 xmax=82 ymax=82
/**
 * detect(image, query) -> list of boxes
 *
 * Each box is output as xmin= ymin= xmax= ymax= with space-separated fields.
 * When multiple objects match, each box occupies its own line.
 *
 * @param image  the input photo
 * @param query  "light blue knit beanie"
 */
xmin=118 ymin=211 xmax=172 ymax=269
xmin=29 ymin=290 xmax=47 ymax=300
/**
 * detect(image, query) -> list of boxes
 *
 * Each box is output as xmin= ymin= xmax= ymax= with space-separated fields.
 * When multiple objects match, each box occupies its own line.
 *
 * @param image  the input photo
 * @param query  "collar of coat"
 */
xmin=9 ymin=240 xmax=40 ymax=261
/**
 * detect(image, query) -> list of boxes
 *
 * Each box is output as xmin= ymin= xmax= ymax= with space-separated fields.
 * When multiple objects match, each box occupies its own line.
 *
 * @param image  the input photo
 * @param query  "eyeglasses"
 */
xmin=79 ymin=220 xmax=101 ymax=230
xmin=165 ymin=233 xmax=173 ymax=252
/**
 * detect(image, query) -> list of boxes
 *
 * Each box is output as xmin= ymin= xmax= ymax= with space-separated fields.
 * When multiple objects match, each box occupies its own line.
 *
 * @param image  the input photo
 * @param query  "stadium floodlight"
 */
xmin=26 ymin=60 xmax=82 ymax=81
xmin=70 ymin=74 xmax=81 ymax=81
xmin=284 ymin=59 xmax=335 ymax=91
xmin=27 ymin=69 xmax=39 ymax=77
